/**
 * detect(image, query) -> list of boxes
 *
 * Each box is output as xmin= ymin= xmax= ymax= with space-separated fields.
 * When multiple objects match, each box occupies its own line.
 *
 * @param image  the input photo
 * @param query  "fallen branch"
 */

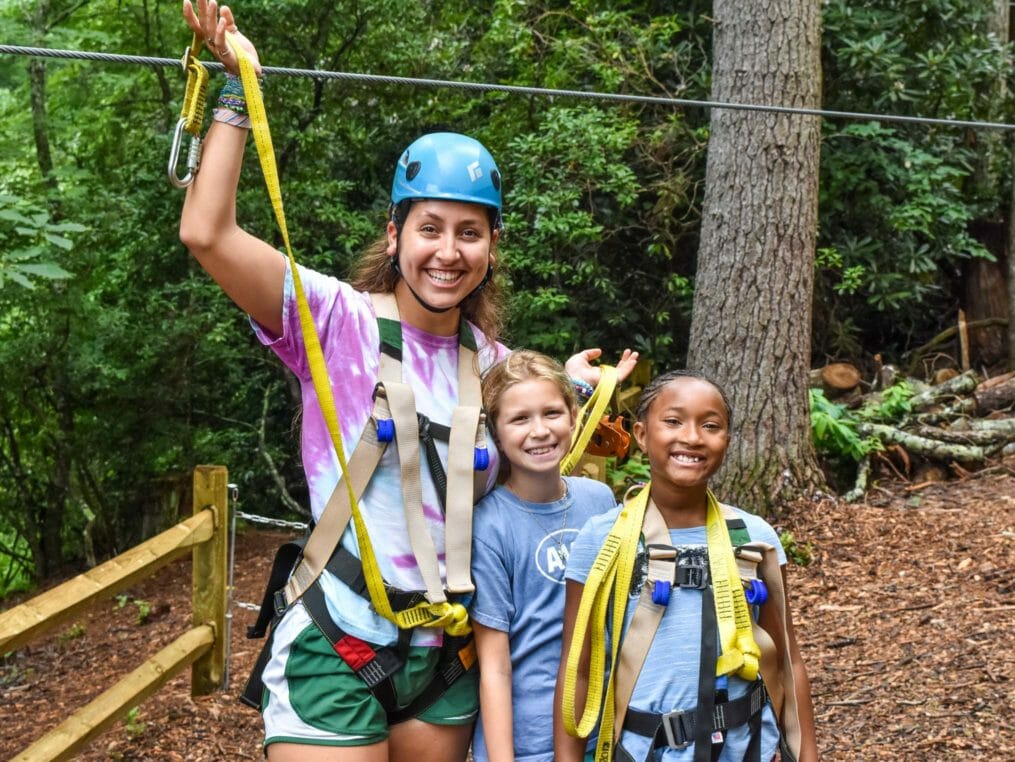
xmin=842 ymin=455 xmax=871 ymax=503
xmin=909 ymin=425 xmax=1014 ymax=447
xmin=968 ymin=418 xmax=1015 ymax=435
xmin=908 ymin=369 xmax=979 ymax=411
xmin=858 ymin=423 xmax=985 ymax=462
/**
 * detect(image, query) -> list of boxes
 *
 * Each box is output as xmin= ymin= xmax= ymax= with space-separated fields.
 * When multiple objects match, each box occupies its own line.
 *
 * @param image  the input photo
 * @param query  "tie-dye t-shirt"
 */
xmin=253 ymin=262 xmax=505 ymax=647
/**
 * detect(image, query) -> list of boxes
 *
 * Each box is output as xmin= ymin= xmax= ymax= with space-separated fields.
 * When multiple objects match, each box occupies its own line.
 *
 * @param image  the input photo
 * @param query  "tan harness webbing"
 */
xmin=612 ymin=498 xmax=671 ymax=741
xmin=612 ymin=505 xmax=803 ymax=759
xmin=281 ymin=291 xmax=485 ymax=617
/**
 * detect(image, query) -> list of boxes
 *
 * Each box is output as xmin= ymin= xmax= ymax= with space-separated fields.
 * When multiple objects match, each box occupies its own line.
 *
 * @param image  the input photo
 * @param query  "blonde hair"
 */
xmin=348 ymin=218 xmax=506 ymax=348
xmin=482 ymin=350 xmax=577 ymax=426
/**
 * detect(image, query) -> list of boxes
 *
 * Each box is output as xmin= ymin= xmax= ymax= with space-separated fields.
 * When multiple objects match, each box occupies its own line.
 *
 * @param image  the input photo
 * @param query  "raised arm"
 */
xmin=178 ymin=0 xmax=285 ymax=335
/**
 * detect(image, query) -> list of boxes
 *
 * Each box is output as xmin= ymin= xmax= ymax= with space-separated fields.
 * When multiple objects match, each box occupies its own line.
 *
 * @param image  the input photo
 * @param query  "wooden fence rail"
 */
xmin=0 ymin=465 xmax=229 ymax=761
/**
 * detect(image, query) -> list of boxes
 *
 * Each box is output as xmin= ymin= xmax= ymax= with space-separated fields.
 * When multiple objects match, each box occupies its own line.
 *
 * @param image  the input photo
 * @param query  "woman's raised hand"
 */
xmin=565 ymin=348 xmax=640 ymax=387
xmin=182 ymin=0 xmax=261 ymax=75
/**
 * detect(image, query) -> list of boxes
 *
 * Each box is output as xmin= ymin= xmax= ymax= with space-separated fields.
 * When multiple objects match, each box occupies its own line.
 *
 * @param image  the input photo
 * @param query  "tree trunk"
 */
xmin=687 ymin=0 xmax=825 ymax=515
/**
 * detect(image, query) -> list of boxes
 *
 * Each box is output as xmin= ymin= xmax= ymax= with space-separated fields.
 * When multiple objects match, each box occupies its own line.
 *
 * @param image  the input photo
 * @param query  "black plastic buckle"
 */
xmin=273 ymin=589 xmax=289 ymax=617
xmin=675 ymin=552 xmax=708 ymax=589
xmin=661 ymin=709 xmax=694 ymax=749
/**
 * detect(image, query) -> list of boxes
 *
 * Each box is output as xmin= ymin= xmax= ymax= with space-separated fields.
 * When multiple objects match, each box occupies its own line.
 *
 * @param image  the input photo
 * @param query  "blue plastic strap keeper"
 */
xmin=744 ymin=578 xmax=768 ymax=606
xmin=474 ymin=447 xmax=490 ymax=471
xmin=652 ymin=579 xmax=671 ymax=606
xmin=376 ymin=418 xmax=395 ymax=442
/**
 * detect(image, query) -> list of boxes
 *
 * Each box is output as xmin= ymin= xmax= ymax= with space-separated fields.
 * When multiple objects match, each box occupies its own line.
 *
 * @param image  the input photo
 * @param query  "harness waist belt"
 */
xmin=623 ymin=681 xmax=768 ymax=749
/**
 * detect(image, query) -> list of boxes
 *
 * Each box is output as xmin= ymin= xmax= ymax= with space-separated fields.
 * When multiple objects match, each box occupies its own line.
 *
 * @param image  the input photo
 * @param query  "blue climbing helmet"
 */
xmin=391 ymin=132 xmax=502 ymax=228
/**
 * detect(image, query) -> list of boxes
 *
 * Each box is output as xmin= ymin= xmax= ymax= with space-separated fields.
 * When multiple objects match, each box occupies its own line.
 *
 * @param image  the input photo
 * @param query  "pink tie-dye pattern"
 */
xmin=253 ymin=261 xmax=506 ymax=647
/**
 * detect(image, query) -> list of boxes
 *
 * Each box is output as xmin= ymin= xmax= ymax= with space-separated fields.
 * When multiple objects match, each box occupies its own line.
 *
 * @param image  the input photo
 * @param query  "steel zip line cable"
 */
xmin=2 ymin=43 xmax=1015 ymax=132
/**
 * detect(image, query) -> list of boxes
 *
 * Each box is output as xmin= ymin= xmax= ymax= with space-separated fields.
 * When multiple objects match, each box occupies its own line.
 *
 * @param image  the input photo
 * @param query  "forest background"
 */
xmin=0 ymin=0 xmax=1012 ymax=592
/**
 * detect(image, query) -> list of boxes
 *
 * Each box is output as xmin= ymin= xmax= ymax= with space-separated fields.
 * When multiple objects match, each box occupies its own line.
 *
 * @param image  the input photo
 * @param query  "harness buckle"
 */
xmin=661 ymin=709 xmax=694 ymax=749
xmin=273 ymin=589 xmax=289 ymax=618
xmin=675 ymin=551 xmax=708 ymax=590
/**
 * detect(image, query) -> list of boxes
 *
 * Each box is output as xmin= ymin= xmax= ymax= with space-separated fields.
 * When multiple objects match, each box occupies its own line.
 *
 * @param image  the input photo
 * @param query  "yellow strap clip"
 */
xmin=168 ymin=34 xmax=209 ymax=188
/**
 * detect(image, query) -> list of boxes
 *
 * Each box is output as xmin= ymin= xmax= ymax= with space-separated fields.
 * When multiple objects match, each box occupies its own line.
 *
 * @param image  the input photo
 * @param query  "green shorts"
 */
xmin=261 ymin=605 xmax=479 ymax=748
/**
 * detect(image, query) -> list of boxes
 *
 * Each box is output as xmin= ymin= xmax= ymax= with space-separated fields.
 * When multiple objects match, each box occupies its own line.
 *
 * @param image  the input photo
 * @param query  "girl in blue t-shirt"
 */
xmin=470 ymin=351 xmax=619 ymax=762
xmin=554 ymin=370 xmax=818 ymax=762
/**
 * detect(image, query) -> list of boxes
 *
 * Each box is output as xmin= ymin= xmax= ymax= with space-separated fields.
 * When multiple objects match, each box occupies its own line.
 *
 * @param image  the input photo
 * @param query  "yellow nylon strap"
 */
xmin=561 ymin=485 xmax=649 ymax=760
xmin=706 ymin=491 xmax=760 ymax=680
xmin=180 ymin=33 xmax=209 ymax=136
xmin=559 ymin=364 xmax=618 ymax=475
xmin=227 ymin=35 xmax=468 ymax=637
xmin=560 ymin=486 xmax=761 ymax=755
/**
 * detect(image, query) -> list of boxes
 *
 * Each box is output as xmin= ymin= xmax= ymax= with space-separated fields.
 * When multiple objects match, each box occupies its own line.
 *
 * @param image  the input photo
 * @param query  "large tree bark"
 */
xmin=687 ymin=0 xmax=825 ymax=515
xmin=964 ymin=0 xmax=1010 ymax=369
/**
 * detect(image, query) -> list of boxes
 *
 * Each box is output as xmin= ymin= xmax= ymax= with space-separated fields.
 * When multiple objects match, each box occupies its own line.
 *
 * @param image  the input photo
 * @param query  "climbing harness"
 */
xmin=167 ymin=33 xmax=209 ymax=188
xmin=560 ymin=485 xmax=802 ymax=761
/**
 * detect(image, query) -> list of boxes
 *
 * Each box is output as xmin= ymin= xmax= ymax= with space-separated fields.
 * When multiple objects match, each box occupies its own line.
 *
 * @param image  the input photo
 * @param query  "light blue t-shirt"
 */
xmin=566 ymin=504 xmax=786 ymax=762
xmin=254 ymin=262 xmax=505 ymax=647
xmin=469 ymin=476 xmax=617 ymax=762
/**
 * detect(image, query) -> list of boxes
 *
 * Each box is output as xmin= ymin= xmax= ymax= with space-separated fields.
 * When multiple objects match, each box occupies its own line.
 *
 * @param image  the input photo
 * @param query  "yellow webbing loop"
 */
xmin=227 ymin=35 xmax=469 ymax=637
xmin=560 ymin=364 xmax=618 ymax=475
xmin=560 ymin=486 xmax=761 ymax=758
xmin=168 ymin=33 xmax=210 ymax=188
xmin=180 ymin=33 xmax=209 ymax=136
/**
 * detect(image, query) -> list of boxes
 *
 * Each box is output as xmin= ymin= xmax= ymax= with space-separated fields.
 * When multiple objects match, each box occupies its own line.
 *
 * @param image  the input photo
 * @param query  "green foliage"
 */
xmin=0 ymin=193 xmax=76 ymax=289
xmin=810 ymin=381 xmax=915 ymax=490
xmin=816 ymin=0 xmax=1008 ymax=359
xmin=58 ymin=622 xmax=86 ymax=642
xmin=0 ymin=526 xmax=33 ymax=597
xmin=114 ymin=594 xmax=152 ymax=625
xmin=779 ymin=531 xmax=813 ymax=567
xmin=123 ymin=706 xmax=146 ymax=738
xmin=606 ymin=450 xmax=652 ymax=499
xmin=858 ymin=381 xmax=915 ymax=422
xmin=809 ymin=389 xmax=882 ymax=462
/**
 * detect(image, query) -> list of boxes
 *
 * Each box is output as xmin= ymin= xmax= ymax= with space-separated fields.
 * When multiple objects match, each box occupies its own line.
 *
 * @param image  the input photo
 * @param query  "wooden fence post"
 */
xmin=191 ymin=465 xmax=229 ymax=695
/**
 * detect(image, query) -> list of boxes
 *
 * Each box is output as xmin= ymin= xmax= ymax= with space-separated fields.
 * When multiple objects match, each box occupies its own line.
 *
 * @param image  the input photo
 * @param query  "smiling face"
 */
xmin=633 ymin=377 xmax=731 ymax=495
xmin=494 ymin=378 xmax=576 ymax=486
xmin=387 ymin=199 xmax=497 ymax=332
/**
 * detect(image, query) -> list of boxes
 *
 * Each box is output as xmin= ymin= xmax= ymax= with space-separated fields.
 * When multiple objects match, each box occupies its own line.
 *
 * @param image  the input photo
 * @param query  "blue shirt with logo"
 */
xmin=469 ymin=476 xmax=617 ymax=762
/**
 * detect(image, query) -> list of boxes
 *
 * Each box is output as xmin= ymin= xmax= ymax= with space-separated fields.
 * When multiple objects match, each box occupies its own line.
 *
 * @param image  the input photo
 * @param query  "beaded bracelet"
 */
xmin=572 ymin=378 xmax=595 ymax=400
xmin=213 ymin=73 xmax=253 ymax=129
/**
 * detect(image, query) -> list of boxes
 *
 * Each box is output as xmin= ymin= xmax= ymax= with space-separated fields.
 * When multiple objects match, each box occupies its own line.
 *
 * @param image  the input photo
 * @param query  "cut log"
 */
xmin=973 ymin=377 xmax=1015 ymax=413
xmin=857 ymin=423 xmax=985 ymax=462
xmin=977 ymin=371 xmax=1015 ymax=392
xmin=909 ymin=370 xmax=979 ymax=411
xmin=821 ymin=362 xmax=862 ymax=392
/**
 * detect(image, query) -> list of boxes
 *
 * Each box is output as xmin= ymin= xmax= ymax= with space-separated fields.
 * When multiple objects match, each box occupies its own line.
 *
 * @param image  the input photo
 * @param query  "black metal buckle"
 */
xmin=675 ymin=552 xmax=708 ymax=589
xmin=661 ymin=709 xmax=694 ymax=749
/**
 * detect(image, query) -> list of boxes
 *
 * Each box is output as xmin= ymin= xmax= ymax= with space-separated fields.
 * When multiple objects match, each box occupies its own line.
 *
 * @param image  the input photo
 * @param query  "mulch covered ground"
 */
xmin=2 ymin=459 xmax=1013 ymax=760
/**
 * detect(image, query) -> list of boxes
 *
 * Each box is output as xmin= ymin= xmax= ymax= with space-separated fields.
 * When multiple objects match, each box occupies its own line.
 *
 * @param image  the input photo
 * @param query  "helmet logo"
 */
xmin=467 ymin=161 xmax=483 ymax=182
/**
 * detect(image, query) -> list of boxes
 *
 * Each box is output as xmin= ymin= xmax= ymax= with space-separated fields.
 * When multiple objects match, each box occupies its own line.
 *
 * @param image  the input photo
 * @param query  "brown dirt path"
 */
xmin=1 ymin=461 xmax=1012 ymax=760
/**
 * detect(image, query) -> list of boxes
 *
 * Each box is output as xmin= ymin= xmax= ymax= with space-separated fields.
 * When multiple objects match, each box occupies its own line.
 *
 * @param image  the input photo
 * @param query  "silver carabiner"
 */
xmin=168 ymin=117 xmax=202 ymax=188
